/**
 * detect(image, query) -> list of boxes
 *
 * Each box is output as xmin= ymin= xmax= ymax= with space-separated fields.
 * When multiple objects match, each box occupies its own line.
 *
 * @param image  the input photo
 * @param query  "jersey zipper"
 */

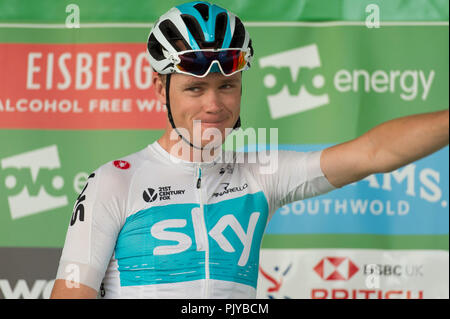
xmin=196 ymin=165 xmax=210 ymax=298
xmin=196 ymin=166 xmax=202 ymax=189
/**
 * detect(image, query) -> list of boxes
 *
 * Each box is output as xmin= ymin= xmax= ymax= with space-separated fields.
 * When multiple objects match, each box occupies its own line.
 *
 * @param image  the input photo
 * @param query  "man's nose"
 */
xmin=203 ymin=90 xmax=223 ymax=113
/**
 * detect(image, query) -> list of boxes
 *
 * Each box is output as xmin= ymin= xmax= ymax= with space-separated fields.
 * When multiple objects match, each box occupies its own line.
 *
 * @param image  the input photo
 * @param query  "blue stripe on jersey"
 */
xmin=115 ymin=192 xmax=268 ymax=288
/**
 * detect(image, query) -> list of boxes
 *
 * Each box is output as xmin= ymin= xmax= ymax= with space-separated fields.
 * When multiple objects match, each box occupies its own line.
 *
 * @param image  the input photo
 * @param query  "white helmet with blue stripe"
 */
xmin=147 ymin=1 xmax=254 ymax=74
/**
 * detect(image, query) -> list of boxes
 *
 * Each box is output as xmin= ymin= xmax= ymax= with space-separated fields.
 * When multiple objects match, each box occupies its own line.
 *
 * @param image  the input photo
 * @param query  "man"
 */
xmin=51 ymin=1 xmax=448 ymax=298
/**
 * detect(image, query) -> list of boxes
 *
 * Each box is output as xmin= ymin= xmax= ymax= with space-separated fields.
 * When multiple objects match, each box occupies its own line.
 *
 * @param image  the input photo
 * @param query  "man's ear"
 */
xmin=152 ymin=72 xmax=166 ymax=105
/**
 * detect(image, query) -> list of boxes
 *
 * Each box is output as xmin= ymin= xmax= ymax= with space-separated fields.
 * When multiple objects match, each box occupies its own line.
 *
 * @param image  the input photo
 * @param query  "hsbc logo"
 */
xmin=313 ymin=257 xmax=359 ymax=281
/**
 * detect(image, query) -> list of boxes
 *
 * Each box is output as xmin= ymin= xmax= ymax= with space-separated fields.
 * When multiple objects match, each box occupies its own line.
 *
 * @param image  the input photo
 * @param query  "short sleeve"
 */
xmin=55 ymin=165 xmax=123 ymax=291
xmin=247 ymin=149 xmax=336 ymax=220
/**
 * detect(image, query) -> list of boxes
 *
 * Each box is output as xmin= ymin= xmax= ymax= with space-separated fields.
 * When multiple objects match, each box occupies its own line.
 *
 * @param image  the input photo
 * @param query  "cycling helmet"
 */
xmin=147 ymin=1 xmax=253 ymax=75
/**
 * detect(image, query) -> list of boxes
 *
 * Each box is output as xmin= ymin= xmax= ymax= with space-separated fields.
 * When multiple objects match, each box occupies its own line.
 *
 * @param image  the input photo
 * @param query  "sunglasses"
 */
xmin=170 ymin=48 xmax=252 ymax=78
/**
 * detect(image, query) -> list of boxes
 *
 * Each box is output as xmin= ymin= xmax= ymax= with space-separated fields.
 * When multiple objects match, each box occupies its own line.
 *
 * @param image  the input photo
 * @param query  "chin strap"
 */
xmin=165 ymin=73 xmax=242 ymax=151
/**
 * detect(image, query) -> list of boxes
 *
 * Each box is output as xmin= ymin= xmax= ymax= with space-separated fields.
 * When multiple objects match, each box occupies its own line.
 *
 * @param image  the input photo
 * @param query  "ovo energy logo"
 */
xmin=259 ymin=44 xmax=329 ymax=119
xmin=1 ymin=145 xmax=68 ymax=219
xmin=259 ymin=43 xmax=435 ymax=119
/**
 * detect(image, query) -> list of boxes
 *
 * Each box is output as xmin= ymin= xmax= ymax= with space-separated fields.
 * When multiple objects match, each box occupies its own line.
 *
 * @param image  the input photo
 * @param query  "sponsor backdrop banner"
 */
xmin=0 ymin=0 xmax=448 ymax=298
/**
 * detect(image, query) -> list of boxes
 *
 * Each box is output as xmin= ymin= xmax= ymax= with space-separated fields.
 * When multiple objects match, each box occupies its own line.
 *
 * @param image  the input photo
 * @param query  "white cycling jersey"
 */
xmin=56 ymin=141 xmax=335 ymax=298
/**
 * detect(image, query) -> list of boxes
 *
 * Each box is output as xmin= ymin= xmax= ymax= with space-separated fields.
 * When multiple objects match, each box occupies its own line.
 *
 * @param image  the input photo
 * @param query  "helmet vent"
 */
xmin=159 ymin=19 xmax=192 ymax=51
xmin=214 ymin=12 xmax=227 ymax=48
xmin=229 ymin=17 xmax=245 ymax=49
xmin=181 ymin=14 xmax=207 ymax=47
xmin=147 ymin=33 xmax=165 ymax=61
xmin=194 ymin=3 xmax=210 ymax=21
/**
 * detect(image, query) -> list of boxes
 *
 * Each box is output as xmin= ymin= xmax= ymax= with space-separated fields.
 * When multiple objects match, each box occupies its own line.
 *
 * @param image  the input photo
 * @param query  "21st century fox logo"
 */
xmin=259 ymin=44 xmax=435 ymax=119
xmin=0 ymin=145 xmax=87 ymax=219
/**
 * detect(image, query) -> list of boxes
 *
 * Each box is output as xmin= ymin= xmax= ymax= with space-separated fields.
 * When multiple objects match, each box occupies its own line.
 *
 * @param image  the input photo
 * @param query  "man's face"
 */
xmin=157 ymin=71 xmax=242 ymax=148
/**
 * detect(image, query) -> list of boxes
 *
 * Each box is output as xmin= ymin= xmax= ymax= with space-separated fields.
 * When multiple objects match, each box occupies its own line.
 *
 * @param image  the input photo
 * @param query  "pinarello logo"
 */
xmin=113 ymin=160 xmax=130 ymax=170
xmin=314 ymin=257 xmax=359 ymax=281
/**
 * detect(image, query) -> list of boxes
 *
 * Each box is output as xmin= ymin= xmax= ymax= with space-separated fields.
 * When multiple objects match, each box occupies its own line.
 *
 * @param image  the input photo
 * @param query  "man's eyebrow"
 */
xmin=184 ymin=80 xmax=208 ymax=87
xmin=183 ymin=77 xmax=241 ymax=87
xmin=220 ymin=78 xmax=240 ymax=84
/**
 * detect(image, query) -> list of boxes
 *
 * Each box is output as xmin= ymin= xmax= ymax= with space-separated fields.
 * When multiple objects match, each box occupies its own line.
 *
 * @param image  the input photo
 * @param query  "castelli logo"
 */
xmin=314 ymin=257 xmax=359 ymax=281
xmin=113 ymin=160 xmax=130 ymax=170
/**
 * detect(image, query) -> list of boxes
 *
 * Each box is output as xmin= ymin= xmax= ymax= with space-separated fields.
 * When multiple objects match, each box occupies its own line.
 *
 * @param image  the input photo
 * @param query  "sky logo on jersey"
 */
xmin=115 ymin=192 xmax=269 ymax=288
xmin=266 ymin=145 xmax=449 ymax=235
xmin=259 ymin=44 xmax=329 ymax=119
xmin=0 ymin=145 xmax=68 ymax=220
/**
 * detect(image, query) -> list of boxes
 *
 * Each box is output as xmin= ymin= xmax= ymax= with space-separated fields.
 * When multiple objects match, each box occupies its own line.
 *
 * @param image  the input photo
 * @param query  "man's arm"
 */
xmin=321 ymin=109 xmax=449 ymax=188
xmin=50 ymin=279 xmax=98 ymax=299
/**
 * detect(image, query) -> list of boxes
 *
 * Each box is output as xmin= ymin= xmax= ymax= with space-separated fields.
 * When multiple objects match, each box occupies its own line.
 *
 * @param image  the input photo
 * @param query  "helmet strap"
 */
xmin=166 ymin=74 xmax=204 ymax=150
